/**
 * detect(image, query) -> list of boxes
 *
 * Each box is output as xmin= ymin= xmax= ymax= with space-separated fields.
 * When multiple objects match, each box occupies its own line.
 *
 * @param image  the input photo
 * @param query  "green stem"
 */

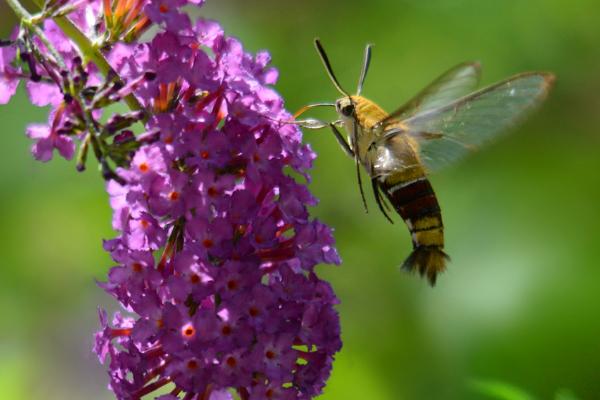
xmin=4 ymin=0 xmax=30 ymax=21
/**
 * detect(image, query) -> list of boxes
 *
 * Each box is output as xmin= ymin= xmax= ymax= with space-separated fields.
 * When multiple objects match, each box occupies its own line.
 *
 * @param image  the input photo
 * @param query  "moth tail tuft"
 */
xmin=402 ymin=246 xmax=450 ymax=286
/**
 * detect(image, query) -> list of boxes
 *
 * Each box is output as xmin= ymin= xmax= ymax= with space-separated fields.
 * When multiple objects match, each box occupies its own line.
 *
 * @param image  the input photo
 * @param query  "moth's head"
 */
xmin=335 ymin=97 xmax=355 ymax=119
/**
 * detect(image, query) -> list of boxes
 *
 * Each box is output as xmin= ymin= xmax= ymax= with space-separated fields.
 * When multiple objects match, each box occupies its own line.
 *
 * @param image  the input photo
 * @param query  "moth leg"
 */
xmin=379 ymin=186 xmax=393 ymax=213
xmin=371 ymin=177 xmax=394 ymax=224
xmin=329 ymin=122 xmax=354 ymax=158
xmin=349 ymin=119 xmax=369 ymax=214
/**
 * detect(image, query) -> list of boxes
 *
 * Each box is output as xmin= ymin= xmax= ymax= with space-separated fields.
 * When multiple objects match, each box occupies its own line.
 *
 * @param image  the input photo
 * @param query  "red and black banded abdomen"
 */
xmin=381 ymin=176 xmax=449 ymax=285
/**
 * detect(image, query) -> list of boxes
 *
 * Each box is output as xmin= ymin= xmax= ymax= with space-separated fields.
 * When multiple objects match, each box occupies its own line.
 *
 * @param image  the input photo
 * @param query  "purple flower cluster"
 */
xmin=1 ymin=1 xmax=342 ymax=399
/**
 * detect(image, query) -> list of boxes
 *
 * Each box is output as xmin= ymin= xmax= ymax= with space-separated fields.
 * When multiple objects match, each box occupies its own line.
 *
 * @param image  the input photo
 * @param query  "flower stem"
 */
xmin=4 ymin=0 xmax=30 ymax=22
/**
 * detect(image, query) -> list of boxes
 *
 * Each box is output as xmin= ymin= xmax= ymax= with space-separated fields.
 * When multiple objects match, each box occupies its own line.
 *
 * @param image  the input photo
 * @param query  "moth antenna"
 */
xmin=314 ymin=38 xmax=350 ymax=97
xmin=357 ymin=43 xmax=373 ymax=96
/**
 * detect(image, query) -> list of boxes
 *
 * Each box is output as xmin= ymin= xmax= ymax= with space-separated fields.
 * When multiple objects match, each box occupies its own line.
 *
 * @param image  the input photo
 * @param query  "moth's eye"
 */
xmin=341 ymin=104 xmax=354 ymax=117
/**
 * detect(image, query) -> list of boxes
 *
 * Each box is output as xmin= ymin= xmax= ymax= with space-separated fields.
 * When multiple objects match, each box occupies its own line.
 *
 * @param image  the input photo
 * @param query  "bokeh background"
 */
xmin=1 ymin=0 xmax=599 ymax=399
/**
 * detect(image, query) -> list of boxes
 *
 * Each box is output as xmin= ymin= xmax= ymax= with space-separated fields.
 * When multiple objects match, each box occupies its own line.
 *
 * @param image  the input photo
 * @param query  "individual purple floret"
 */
xmin=0 ymin=37 xmax=20 ymax=104
xmin=26 ymin=118 xmax=75 ymax=162
xmin=144 ymin=0 xmax=192 ymax=32
xmin=0 ymin=0 xmax=343 ymax=399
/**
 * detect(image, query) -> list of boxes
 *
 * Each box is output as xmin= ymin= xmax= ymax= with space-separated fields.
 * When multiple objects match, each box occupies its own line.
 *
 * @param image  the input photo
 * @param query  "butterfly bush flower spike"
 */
xmin=1 ymin=0 xmax=342 ymax=399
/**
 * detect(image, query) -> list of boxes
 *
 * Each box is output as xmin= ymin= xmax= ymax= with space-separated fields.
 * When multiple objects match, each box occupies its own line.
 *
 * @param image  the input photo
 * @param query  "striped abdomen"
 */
xmin=381 ymin=174 xmax=449 ymax=285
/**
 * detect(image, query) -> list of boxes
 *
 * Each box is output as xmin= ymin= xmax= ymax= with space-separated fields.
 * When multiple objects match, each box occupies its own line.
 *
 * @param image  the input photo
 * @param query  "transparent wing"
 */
xmin=379 ymin=62 xmax=481 ymax=125
xmin=397 ymin=72 xmax=555 ymax=173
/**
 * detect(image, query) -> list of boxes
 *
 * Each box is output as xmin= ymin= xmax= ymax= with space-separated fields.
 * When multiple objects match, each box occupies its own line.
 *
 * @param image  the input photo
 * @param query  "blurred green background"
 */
xmin=1 ymin=0 xmax=599 ymax=399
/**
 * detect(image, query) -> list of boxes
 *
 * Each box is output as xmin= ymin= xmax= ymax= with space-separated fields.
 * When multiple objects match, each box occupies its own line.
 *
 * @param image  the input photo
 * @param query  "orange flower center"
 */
xmin=221 ymin=324 xmax=232 ymax=335
xmin=182 ymin=324 xmax=196 ymax=338
xmin=138 ymin=162 xmax=149 ymax=173
xmin=225 ymin=356 xmax=237 ymax=368
xmin=207 ymin=187 xmax=218 ymax=197
xmin=131 ymin=262 xmax=143 ymax=272
xmin=227 ymin=279 xmax=238 ymax=290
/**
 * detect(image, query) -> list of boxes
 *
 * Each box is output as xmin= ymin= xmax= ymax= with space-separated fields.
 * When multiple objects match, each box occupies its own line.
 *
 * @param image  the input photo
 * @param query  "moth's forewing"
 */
xmin=391 ymin=72 xmax=555 ymax=173
xmin=380 ymin=62 xmax=482 ymax=125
